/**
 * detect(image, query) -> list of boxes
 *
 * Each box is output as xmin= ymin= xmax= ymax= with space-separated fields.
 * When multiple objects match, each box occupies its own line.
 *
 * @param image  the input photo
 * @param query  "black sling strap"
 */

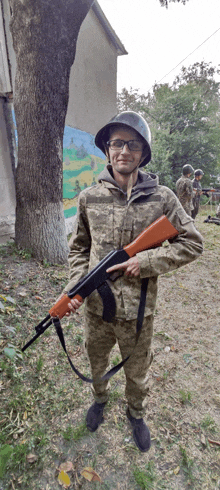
xmin=53 ymin=277 xmax=149 ymax=383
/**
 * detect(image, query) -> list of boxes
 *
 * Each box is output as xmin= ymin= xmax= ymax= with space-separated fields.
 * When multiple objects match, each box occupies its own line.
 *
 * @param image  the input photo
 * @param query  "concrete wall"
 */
xmin=66 ymin=7 xmax=117 ymax=135
xmin=0 ymin=97 xmax=16 ymax=243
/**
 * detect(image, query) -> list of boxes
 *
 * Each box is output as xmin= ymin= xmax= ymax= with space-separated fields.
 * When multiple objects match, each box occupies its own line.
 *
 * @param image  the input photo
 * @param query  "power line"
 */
xmin=147 ymin=26 xmax=220 ymax=92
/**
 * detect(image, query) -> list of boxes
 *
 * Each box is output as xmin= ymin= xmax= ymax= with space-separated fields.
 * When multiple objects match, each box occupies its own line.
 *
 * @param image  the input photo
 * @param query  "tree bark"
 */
xmin=9 ymin=0 xmax=93 ymax=263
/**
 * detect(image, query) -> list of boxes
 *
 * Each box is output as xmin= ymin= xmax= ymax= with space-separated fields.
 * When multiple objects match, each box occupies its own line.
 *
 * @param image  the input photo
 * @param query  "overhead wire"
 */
xmin=147 ymin=26 xmax=220 ymax=92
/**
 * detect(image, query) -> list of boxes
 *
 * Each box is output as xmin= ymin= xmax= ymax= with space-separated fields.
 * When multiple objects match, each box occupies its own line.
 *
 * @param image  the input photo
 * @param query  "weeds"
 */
xmin=133 ymin=462 xmax=156 ymax=489
xmin=179 ymin=445 xmax=195 ymax=485
xmin=201 ymin=415 xmax=217 ymax=433
xmin=62 ymin=422 xmax=88 ymax=441
xmin=179 ymin=389 xmax=192 ymax=404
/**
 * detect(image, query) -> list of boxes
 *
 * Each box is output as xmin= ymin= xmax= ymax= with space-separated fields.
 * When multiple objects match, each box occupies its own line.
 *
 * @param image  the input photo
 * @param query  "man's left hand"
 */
xmin=106 ymin=256 xmax=140 ymax=277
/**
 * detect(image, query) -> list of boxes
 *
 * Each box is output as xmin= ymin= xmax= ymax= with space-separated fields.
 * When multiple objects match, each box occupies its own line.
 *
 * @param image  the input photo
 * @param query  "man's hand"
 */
xmin=56 ymin=293 xmax=84 ymax=316
xmin=106 ymin=256 xmax=140 ymax=277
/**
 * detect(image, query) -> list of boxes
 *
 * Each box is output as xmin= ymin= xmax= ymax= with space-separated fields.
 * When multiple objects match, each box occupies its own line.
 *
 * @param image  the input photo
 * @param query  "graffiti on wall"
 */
xmin=63 ymin=126 xmax=106 ymax=219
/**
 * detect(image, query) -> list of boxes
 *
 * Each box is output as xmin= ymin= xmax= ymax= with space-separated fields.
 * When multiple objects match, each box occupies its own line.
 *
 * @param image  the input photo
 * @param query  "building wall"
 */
xmin=66 ymin=7 xmax=117 ymax=134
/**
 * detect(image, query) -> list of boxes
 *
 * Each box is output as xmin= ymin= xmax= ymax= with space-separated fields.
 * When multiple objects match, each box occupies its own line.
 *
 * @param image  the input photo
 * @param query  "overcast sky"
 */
xmin=98 ymin=0 xmax=220 ymax=94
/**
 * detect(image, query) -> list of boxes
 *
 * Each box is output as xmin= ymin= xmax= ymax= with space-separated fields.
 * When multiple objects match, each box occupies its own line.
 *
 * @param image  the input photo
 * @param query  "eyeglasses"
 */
xmin=107 ymin=139 xmax=144 ymax=152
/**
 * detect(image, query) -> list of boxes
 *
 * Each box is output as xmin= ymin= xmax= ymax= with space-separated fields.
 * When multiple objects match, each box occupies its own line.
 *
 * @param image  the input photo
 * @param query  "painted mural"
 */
xmin=63 ymin=126 xmax=106 ymax=219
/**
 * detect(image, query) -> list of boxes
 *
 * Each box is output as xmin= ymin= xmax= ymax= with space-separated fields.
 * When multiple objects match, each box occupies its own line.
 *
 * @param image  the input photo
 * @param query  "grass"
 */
xmin=0 ymin=210 xmax=220 ymax=489
xmin=133 ymin=462 xmax=156 ymax=489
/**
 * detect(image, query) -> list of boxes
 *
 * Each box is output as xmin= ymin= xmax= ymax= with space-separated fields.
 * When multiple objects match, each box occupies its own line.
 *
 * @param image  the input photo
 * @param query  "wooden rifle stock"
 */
xmin=124 ymin=215 xmax=178 ymax=257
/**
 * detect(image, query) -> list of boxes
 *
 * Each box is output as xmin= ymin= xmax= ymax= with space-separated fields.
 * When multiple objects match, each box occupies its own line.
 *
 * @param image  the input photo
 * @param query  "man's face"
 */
xmin=106 ymin=127 xmax=145 ymax=176
xmin=197 ymin=175 xmax=203 ymax=181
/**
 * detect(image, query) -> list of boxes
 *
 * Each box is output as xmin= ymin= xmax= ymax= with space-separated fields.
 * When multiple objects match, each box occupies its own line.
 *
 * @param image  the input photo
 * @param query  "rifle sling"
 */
xmin=53 ymin=277 xmax=149 ymax=383
xmin=97 ymin=281 xmax=116 ymax=323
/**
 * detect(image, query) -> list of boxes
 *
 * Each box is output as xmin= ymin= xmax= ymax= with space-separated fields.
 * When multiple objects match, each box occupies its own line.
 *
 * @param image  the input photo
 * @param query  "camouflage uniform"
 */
xmin=176 ymin=176 xmax=194 ymax=216
xmin=65 ymin=166 xmax=203 ymax=418
xmin=192 ymin=178 xmax=202 ymax=219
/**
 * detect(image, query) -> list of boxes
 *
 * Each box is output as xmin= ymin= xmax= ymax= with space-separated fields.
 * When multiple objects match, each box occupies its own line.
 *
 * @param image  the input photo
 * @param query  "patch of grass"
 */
xmin=108 ymin=389 xmax=121 ymax=407
xmin=112 ymin=354 xmax=121 ymax=366
xmin=179 ymin=445 xmax=194 ymax=485
xmin=201 ymin=415 xmax=217 ymax=433
xmin=62 ymin=422 xmax=88 ymax=441
xmin=36 ymin=355 xmax=44 ymax=373
xmin=179 ymin=389 xmax=192 ymax=404
xmin=133 ymin=462 xmax=156 ymax=489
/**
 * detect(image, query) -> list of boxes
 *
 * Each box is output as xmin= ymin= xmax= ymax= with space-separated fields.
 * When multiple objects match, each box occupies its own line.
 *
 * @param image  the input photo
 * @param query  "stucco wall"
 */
xmin=66 ymin=7 xmax=117 ymax=135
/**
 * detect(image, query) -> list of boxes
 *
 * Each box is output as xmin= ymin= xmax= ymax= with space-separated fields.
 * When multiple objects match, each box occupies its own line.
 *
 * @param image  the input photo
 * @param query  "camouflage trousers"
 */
xmin=84 ymin=311 xmax=154 ymax=418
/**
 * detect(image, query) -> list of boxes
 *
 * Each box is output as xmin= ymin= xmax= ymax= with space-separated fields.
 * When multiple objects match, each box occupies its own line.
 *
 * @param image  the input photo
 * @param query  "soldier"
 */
xmin=192 ymin=169 xmax=204 ymax=219
xmin=63 ymin=112 xmax=203 ymax=452
xmin=176 ymin=164 xmax=194 ymax=216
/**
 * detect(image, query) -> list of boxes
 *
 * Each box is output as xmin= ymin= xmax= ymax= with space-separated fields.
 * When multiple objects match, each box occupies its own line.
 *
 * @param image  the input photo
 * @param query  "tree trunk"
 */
xmin=9 ymin=0 xmax=93 ymax=263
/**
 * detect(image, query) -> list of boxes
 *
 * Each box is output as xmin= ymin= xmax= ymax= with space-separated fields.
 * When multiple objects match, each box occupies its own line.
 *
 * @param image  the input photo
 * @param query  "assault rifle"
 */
xmin=202 ymin=188 xmax=217 ymax=197
xmin=22 ymin=215 xmax=178 ymax=382
xmin=204 ymin=215 xmax=220 ymax=225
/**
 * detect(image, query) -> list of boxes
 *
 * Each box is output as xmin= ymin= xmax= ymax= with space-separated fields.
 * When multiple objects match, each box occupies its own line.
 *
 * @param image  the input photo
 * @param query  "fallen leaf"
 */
xmin=164 ymin=346 xmax=170 ymax=353
xmin=0 ymin=295 xmax=7 ymax=302
xmin=5 ymin=306 xmax=16 ymax=313
xmin=6 ymin=296 xmax=16 ymax=304
xmin=26 ymin=453 xmax=38 ymax=463
xmin=35 ymin=296 xmax=43 ymax=301
xmin=58 ymin=461 xmax=74 ymax=473
xmin=208 ymin=438 xmax=220 ymax=446
xmin=0 ymin=301 xmax=5 ymax=311
xmin=58 ymin=470 xmax=71 ymax=487
xmin=18 ymin=291 xmax=27 ymax=297
xmin=81 ymin=467 xmax=101 ymax=482
xmin=23 ymin=411 xmax=28 ymax=420
xmin=173 ymin=466 xmax=180 ymax=475
xmin=201 ymin=433 xmax=206 ymax=446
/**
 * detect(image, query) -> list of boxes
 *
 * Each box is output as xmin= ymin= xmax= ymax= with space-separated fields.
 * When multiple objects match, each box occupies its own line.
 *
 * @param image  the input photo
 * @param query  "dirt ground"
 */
xmin=0 ymin=206 xmax=220 ymax=490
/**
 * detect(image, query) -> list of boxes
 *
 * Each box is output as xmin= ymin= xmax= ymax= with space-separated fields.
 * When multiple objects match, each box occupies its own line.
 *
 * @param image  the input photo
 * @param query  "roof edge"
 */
xmin=92 ymin=1 xmax=128 ymax=56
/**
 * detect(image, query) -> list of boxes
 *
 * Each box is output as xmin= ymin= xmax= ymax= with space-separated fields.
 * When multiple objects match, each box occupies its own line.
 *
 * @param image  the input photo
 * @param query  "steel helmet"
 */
xmin=194 ymin=169 xmax=204 ymax=177
xmin=95 ymin=111 xmax=151 ymax=167
xmin=182 ymin=164 xmax=194 ymax=176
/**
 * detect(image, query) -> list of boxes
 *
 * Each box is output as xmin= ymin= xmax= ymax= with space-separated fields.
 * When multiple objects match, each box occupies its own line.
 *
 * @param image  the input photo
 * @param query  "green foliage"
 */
xmin=0 ymin=445 xmax=13 ymax=478
xmin=133 ymin=462 xmax=156 ymax=489
xmin=62 ymin=422 xmax=87 ymax=441
xmin=117 ymin=62 xmax=220 ymax=190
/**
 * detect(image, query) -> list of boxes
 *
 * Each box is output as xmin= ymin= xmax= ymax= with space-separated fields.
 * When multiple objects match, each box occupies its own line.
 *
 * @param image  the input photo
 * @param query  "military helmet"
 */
xmin=182 ymin=164 xmax=194 ymax=176
xmin=95 ymin=111 xmax=151 ymax=167
xmin=194 ymin=169 xmax=204 ymax=177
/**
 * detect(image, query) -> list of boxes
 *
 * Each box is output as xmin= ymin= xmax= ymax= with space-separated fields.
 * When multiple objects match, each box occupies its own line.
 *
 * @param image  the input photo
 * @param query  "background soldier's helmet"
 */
xmin=95 ymin=111 xmax=151 ymax=167
xmin=182 ymin=164 xmax=194 ymax=176
xmin=194 ymin=169 xmax=204 ymax=177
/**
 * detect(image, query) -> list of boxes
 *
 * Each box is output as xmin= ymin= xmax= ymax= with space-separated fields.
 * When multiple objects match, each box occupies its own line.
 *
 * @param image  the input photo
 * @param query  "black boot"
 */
xmin=126 ymin=408 xmax=151 ymax=452
xmin=86 ymin=402 xmax=106 ymax=432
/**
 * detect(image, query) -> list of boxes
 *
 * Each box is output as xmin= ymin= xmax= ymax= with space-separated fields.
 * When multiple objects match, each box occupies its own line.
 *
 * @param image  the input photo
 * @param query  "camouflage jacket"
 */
xmin=64 ymin=166 xmax=203 ymax=320
xmin=176 ymin=176 xmax=194 ymax=215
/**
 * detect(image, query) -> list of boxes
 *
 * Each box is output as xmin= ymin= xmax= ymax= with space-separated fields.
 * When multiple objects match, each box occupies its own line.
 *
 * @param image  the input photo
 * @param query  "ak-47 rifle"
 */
xmin=202 ymin=188 xmax=217 ymax=198
xmin=22 ymin=215 xmax=178 ymax=382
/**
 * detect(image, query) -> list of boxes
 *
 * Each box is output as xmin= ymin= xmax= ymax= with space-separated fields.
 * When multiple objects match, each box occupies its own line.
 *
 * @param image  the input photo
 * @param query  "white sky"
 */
xmin=98 ymin=0 xmax=220 ymax=94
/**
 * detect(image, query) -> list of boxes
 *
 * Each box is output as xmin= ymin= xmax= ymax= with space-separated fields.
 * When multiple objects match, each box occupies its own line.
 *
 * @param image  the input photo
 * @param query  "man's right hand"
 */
xmin=56 ymin=293 xmax=84 ymax=316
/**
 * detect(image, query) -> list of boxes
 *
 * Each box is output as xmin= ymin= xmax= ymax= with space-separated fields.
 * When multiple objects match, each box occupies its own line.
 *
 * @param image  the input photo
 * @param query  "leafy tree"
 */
xmin=118 ymin=62 xmax=220 ymax=190
xmin=9 ymin=0 xmax=93 ymax=263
